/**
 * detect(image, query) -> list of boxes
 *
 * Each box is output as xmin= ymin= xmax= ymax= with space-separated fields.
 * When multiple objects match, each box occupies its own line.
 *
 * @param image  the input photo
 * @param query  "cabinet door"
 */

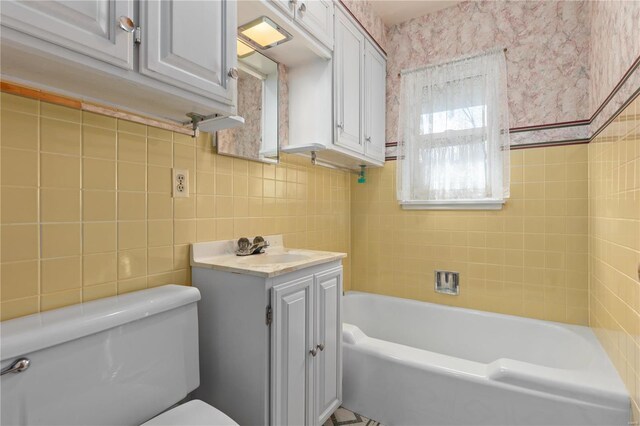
xmin=271 ymin=276 xmax=315 ymax=426
xmin=314 ymin=267 xmax=343 ymax=425
xmin=140 ymin=0 xmax=236 ymax=107
xmin=364 ymin=40 xmax=386 ymax=163
xmin=334 ymin=8 xmax=364 ymax=154
xmin=269 ymin=0 xmax=295 ymax=18
xmin=0 ymin=0 xmax=134 ymax=69
xmin=295 ymin=0 xmax=334 ymax=49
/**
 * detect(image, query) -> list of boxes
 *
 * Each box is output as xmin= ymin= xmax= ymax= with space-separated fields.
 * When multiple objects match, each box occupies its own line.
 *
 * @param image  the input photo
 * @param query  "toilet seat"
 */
xmin=141 ymin=400 xmax=238 ymax=426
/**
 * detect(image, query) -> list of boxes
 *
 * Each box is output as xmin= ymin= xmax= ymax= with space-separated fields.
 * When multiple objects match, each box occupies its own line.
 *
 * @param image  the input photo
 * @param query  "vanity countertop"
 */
xmin=190 ymin=235 xmax=346 ymax=278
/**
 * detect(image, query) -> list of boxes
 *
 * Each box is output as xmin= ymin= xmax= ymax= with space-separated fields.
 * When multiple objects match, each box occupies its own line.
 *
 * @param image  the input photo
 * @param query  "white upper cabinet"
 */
xmin=0 ymin=0 xmax=134 ymax=69
xmin=267 ymin=1 xmax=387 ymax=169
xmin=364 ymin=39 xmax=386 ymax=163
xmin=294 ymin=0 xmax=334 ymax=49
xmin=334 ymin=7 xmax=364 ymax=153
xmin=268 ymin=0 xmax=333 ymax=50
xmin=270 ymin=0 xmax=295 ymax=17
xmin=328 ymin=4 xmax=386 ymax=167
xmin=0 ymin=0 xmax=237 ymax=122
xmin=140 ymin=0 xmax=236 ymax=106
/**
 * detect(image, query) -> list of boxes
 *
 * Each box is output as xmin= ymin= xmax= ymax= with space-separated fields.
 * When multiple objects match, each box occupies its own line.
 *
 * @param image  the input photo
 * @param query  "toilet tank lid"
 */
xmin=0 ymin=285 xmax=201 ymax=361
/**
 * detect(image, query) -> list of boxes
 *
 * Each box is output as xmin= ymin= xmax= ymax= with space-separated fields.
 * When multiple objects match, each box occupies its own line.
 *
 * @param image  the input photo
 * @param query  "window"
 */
xmin=397 ymin=49 xmax=510 ymax=209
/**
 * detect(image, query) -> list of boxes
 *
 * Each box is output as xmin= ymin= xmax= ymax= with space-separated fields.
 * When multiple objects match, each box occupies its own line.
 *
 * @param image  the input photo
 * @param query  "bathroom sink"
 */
xmin=237 ymin=253 xmax=310 ymax=265
xmin=191 ymin=235 xmax=346 ymax=277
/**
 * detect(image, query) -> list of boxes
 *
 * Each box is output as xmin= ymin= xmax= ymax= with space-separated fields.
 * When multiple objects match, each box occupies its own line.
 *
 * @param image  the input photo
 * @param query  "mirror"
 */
xmin=217 ymin=50 xmax=279 ymax=163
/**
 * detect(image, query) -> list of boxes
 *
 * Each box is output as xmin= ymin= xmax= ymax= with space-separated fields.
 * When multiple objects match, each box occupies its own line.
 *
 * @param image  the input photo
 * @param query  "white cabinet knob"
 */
xmin=298 ymin=2 xmax=306 ymax=15
xmin=228 ymin=68 xmax=239 ymax=79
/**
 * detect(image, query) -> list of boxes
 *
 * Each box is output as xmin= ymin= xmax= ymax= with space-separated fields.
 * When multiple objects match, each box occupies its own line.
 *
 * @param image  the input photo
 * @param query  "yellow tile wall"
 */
xmin=0 ymin=93 xmax=351 ymax=320
xmin=589 ymin=96 xmax=640 ymax=421
xmin=351 ymin=144 xmax=590 ymax=325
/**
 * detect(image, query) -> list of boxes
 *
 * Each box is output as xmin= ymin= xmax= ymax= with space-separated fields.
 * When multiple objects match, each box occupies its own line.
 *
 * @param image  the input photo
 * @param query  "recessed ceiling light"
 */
xmin=238 ymin=16 xmax=292 ymax=50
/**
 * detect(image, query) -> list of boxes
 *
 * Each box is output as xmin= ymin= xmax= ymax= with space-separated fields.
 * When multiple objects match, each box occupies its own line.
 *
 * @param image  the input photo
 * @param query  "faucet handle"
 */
xmin=253 ymin=236 xmax=269 ymax=248
xmin=237 ymin=237 xmax=251 ymax=252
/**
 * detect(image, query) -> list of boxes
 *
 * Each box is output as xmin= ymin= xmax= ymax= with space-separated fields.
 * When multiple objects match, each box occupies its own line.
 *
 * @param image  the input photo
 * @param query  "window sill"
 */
xmin=400 ymin=200 xmax=505 ymax=210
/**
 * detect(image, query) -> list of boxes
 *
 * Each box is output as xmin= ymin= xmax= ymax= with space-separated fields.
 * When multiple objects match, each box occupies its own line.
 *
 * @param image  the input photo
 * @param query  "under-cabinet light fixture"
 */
xmin=238 ymin=16 xmax=292 ymax=50
xmin=237 ymin=39 xmax=255 ymax=58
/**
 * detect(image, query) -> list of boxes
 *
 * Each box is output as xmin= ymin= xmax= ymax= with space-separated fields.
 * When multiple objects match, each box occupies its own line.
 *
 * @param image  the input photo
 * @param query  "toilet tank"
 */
xmin=0 ymin=285 xmax=201 ymax=426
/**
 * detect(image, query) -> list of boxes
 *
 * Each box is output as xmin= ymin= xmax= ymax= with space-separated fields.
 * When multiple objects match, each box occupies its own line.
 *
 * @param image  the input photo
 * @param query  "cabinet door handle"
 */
xmin=228 ymin=68 xmax=239 ymax=79
xmin=317 ymin=343 xmax=325 ymax=351
xmin=365 ymin=136 xmax=371 ymax=142
xmin=310 ymin=348 xmax=317 ymax=357
xmin=336 ymin=123 xmax=343 ymax=129
xmin=298 ymin=2 xmax=306 ymax=15
xmin=118 ymin=16 xmax=136 ymax=33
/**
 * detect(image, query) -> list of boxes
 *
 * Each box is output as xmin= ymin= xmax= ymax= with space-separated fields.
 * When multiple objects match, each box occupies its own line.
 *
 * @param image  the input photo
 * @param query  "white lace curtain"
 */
xmin=397 ymin=49 xmax=510 ymax=207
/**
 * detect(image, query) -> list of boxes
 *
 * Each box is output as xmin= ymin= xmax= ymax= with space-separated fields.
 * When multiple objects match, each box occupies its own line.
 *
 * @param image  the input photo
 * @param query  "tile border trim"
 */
xmin=0 ymin=80 xmax=195 ymax=136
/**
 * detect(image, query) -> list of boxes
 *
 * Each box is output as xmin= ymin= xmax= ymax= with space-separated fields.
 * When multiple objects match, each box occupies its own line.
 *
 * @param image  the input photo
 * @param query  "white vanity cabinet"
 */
xmin=0 ymin=0 xmax=237 ymax=122
xmin=312 ymin=267 xmax=343 ymax=424
xmin=270 ymin=267 xmax=342 ymax=426
xmin=190 ymin=237 xmax=345 ymax=426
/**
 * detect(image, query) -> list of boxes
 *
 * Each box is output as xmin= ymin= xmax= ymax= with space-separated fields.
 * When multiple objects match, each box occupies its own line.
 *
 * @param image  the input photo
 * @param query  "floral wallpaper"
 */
xmin=588 ymin=0 xmax=640 ymax=134
xmin=340 ymin=0 xmax=387 ymax=50
xmin=589 ymin=0 xmax=640 ymax=115
xmin=217 ymin=69 xmax=263 ymax=159
xmin=221 ymin=0 xmax=638 ymax=153
xmin=385 ymin=0 xmax=590 ymax=142
xmin=217 ymin=63 xmax=290 ymax=160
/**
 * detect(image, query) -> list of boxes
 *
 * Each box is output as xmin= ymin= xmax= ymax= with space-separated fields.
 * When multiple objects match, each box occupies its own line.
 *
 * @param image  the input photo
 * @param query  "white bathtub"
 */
xmin=342 ymin=292 xmax=630 ymax=426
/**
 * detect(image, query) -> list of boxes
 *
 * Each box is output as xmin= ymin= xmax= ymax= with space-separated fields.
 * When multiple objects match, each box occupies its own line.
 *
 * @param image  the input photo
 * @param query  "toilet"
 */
xmin=0 ymin=285 xmax=238 ymax=426
xmin=141 ymin=400 xmax=236 ymax=426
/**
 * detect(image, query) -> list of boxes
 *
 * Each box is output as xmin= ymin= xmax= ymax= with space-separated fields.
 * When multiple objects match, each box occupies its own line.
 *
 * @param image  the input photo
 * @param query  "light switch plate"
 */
xmin=172 ymin=168 xmax=189 ymax=198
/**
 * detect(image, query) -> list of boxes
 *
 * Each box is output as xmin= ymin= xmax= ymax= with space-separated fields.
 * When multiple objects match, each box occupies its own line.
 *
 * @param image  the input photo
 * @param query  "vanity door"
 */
xmin=314 ymin=267 xmax=343 ymax=425
xmin=271 ymin=275 xmax=315 ymax=426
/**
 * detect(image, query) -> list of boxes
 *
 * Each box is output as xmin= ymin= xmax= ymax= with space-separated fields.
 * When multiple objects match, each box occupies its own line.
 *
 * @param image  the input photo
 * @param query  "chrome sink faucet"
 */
xmin=236 ymin=236 xmax=269 ymax=256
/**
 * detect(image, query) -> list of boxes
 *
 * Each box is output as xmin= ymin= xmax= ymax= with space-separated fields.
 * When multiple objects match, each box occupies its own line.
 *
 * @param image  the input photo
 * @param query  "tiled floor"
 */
xmin=323 ymin=407 xmax=383 ymax=426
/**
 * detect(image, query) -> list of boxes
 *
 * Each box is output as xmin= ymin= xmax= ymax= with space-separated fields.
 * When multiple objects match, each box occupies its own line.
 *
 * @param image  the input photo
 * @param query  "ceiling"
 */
xmin=369 ymin=0 xmax=464 ymax=26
